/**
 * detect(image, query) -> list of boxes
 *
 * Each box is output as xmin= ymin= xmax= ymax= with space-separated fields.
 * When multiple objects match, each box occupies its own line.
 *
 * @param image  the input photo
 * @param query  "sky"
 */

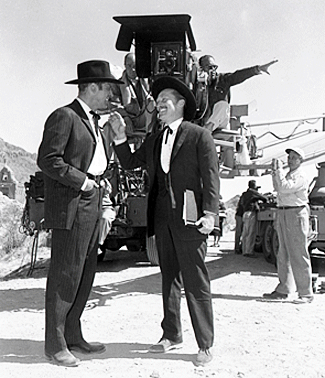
xmin=1 ymin=0 xmax=325 ymax=154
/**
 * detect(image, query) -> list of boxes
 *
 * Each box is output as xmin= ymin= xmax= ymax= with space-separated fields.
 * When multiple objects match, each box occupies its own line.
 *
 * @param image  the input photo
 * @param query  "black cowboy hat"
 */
xmin=65 ymin=60 xmax=124 ymax=85
xmin=152 ymin=76 xmax=197 ymax=121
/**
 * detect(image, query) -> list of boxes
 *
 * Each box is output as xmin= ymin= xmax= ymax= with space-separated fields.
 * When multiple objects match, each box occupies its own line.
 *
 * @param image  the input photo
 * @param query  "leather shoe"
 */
xmin=194 ymin=348 xmax=213 ymax=367
xmin=45 ymin=349 xmax=80 ymax=367
xmin=68 ymin=340 xmax=106 ymax=354
xmin=293 ymin=296 xmax=314 ymax=304
xmin=149 ymin=338 xmax=182 ymax=353
xmin=263 ymin=291 xmax=288 ymax=300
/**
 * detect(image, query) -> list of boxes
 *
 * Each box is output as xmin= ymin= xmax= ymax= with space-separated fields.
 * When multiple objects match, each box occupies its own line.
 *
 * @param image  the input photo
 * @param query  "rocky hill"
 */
xmin=225 ymin=194 xmax=240 ymax=210
xmin=0 ymin=138 xmax=38 ymax=184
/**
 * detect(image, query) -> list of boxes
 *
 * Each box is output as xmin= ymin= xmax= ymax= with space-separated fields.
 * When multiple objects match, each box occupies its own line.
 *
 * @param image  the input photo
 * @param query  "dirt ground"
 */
xmin=1 ymin=231 xmax=325 ymax=378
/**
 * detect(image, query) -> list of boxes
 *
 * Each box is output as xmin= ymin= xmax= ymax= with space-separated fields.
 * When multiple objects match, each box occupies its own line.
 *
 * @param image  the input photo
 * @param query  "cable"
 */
xmin=256 ymin=121 xmax=304 ymax=141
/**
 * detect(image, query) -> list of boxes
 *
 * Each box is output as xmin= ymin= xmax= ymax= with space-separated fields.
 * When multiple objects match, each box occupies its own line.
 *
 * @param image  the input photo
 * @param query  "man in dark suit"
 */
xmin=37 ymin=60 xmax=123 ymax=367
xmin=108 ymin=76 xmax=220 ymax=367
xmin=240 ymin=180 xmax=267 ymax=257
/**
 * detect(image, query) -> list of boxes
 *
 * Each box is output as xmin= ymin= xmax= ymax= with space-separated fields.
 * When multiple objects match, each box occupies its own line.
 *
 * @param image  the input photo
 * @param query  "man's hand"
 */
xmin=195 ymin=214 xmax=216 ymax=235
xmin=277 ymin=159 xmax=283 ymax=169
xmin=107 ymin=111 xmax=127 ymax=140
xmin=100 ymin=178 xmax=112 ymax=194
xmin=271 ymin=158 xmax=284 ymax=173
xmin=84 ymin=179 xmax=99 ymax=192
xmin=259 ymin=59 xmax=278 ymax=75
xmin=97 ymin=102 xmax=123 ymax=115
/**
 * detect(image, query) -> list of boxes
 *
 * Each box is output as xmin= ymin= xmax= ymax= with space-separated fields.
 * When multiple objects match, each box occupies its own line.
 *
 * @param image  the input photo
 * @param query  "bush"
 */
xmin=223 ymin=208 xmax=236 ymax=233
xmin=0 ymin=193 xmax=27 ymax=257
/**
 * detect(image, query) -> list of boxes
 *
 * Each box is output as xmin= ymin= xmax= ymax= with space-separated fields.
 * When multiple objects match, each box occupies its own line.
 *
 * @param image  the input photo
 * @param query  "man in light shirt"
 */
xmin=38 ymin=60 xmax=123 ymax=366
xmin=263 ymin=147 xmax=314 ymax=304
xmin=108 ymin=76 xmax=219 ymax=367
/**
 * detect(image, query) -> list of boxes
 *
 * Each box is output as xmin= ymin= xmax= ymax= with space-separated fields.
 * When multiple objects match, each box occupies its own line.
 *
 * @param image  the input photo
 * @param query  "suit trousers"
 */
xmin=234 ymin=214 xmax=243 ymax=251
xmin=274 ymin=207 xmax=313 ymax=296
xmin=154 ymin=194 xmax=214 ymax=349
xmin=241 ymin=211 xmax=257 ymax=255
xmin=45 ymin=187 xmax=101 ymax=355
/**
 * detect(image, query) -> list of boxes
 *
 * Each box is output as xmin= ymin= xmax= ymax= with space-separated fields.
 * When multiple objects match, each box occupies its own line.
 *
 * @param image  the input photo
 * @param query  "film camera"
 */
xmin=113 ymin=14 xmax=196 ymax=81
xmin=152 ymin=43 xmax=183 ymax=77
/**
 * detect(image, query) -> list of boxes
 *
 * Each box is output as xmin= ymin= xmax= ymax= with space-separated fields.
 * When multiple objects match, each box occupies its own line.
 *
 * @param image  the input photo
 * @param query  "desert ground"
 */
xmin=1 ymin=231 xmax=325 ymax=378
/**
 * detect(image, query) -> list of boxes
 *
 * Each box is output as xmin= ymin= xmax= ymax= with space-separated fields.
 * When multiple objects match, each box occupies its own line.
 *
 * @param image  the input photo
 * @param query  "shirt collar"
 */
xmin=168 ymin=118 xmax=183 ymax=132
xmin=76 ymin=97 xmax=92 ymax=120
xmin=288 ymin=166 xmax=302 ymax=176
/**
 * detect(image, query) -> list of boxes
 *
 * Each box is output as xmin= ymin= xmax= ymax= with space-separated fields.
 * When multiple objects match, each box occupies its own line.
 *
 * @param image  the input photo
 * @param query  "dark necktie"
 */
xmin=164 ymin=125 xmax=173 ymax=144
xmin=89 ymin=110 xmax=101 ymax=135
xmin=135 ymin=79 xmax=144 ymax=108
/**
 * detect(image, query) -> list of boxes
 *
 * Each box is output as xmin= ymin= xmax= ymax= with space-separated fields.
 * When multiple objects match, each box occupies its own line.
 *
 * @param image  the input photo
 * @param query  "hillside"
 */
xmin=0 ymin=138 xmax=38 ymax=184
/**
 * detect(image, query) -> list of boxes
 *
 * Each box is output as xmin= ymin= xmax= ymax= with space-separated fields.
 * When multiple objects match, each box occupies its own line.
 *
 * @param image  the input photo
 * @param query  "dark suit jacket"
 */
xmin=114 ymin=121 xmax=220 ymax=240
xmin=37 ymin=99 xmax=112 ymax=230
xmin=241 ymin=188 xmax=267 ymax=213
xmin=208 ymin=66 xmax=259 ymax=104
xmin=197 ymin=66 xmax=259 ymax=124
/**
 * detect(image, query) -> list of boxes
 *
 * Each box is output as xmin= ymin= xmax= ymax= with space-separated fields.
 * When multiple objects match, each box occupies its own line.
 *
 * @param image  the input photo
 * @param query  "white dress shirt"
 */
xmin=114 ymin=117 xmax=183 ymax=174
xmin=76 ymin=98 xmax=107 ymax=189
xmin=161 ymin=118 xmax=183 ymax=173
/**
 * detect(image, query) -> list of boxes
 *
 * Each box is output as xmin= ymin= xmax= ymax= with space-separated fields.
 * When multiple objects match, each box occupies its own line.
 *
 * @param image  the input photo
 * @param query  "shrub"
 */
xmin=0 ymin=193 xmax=26 ymax=257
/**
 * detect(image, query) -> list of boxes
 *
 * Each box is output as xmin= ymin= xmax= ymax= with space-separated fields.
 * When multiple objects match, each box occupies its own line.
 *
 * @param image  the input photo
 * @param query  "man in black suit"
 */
xmin=108 ymin=76 xmax=220 ymax=367
xmin=37 ymin=60 xmax=123 ymax=367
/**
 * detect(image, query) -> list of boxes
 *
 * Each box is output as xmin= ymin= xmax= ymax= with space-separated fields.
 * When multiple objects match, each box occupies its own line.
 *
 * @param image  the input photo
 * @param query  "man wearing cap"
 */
xmin=108 ymin=76 xmax=219 ymax=366
xmin=239 ymin=180 xmax=267 ymax=257
xmin=38 ymin=60 xmax=124 ymax=366
xmin=263 ymin=147 xmax=314 ymax=304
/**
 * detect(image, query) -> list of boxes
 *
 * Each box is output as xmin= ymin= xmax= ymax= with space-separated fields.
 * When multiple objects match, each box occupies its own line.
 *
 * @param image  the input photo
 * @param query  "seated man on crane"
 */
xmin=117 ymin=53 xmax=156 ymax=135
xmin=195 ymin=55 xmax=277 ymax=169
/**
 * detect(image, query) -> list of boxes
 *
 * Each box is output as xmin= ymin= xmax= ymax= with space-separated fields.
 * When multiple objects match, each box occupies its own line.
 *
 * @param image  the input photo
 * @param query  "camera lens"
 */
xmin=164 ymin=57 xmax=176 ymax=70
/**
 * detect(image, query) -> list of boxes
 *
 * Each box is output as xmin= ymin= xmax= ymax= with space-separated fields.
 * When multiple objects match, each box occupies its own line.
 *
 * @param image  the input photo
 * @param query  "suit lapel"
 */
xmin=68 ymin=99 xmax=96 ymax=141
xmin=171 ymin=122 xmax=188 ymax=163
xmin=146 ymin=129 xmax=164 ymax=180
xmin=100 ymin=129 xmax=111 ymax=160
xmin=153 ymin=129 xmax=165 ymax=163
xmin=83 ymin=119 xmax=95 ymax=140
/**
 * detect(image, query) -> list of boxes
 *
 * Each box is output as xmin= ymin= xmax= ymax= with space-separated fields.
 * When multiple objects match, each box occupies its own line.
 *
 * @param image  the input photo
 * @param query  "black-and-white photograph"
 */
xmin=1 ymin=1 xmax=325 ymax=377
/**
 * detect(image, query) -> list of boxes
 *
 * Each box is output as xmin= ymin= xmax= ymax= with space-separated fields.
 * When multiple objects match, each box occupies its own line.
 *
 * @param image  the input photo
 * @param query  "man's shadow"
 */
xmin=0 ymin=339 xmax=194 ymax=364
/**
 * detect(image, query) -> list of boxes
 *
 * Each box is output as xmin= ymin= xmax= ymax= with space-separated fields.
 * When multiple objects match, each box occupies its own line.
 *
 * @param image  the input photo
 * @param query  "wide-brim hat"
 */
xmin=285 ymin=147 xmax=305 ymax=160
xmin=65 ymin=60 xmax=124 ymax=85
xmin=152 ymin=76 xmax=197 ymax=121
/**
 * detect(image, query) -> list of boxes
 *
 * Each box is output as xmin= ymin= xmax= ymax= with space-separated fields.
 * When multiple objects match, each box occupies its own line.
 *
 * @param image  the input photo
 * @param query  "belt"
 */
xmin=277 ymin=205 xmax=305 ymax=210
xmin=86 ymin=173 xmax=103 ymax=184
